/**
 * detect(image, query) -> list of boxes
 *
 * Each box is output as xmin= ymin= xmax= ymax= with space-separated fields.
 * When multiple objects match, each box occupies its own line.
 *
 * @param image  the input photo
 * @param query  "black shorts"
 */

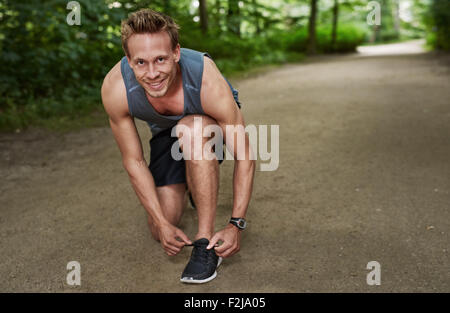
xmin=148 ymin=127 xmax=224 ymax=187
xmin=149 ymin=83 xmax=240 ymax=187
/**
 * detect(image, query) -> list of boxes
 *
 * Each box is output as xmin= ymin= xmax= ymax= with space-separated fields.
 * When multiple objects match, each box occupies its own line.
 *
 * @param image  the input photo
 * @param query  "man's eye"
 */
xmin=137 ymin=60 xmax=144 ymax=65
xmin=157 ymin=57 xmax=164 ymax=63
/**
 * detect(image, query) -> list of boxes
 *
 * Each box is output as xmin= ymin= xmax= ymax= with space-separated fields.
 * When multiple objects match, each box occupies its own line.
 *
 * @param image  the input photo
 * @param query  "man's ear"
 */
xmin=173 ymin=44 xmax=181 ymax=62
xmin=126 ymin=55 xmax=132 ymax=68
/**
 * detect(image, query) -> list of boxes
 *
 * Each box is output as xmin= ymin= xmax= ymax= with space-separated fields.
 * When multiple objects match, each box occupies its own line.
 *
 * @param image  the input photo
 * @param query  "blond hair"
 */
xmin=121 ymin=9 xmax=180 ymax=56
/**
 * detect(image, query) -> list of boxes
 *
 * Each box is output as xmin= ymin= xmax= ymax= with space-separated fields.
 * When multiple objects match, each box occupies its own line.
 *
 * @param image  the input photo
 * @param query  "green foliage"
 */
xmin=0 ymin=0 xmax=125 ymax=131
xmin=428 ymin=0 xmax=450 ymax=51
xmin=0 ymin=0 xmax=443 ymax=131
xmin=0 ymin=82 xmax=104 ymax=131
xmin=180 ymin=30 xmax=303 ymax=76
xmin=276 ymin=23 xmax=366 ymax=53
xmin=377 ymin=0 xmax=400 ymax=42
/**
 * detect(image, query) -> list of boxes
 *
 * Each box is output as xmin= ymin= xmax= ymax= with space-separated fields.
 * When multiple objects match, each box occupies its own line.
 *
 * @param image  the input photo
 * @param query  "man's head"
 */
xmin=121 ymin=9 xmax=181 ymax=98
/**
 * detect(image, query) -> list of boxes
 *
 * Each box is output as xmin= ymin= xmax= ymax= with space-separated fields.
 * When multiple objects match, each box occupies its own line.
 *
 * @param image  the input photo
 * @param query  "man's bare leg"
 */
xmin=186 ymin=156 xmax=219 ymax=241
xmin=147 ymin=183 xmax=187 ymax=241
xmin=177 ymin=115 xmax=220 ymax=241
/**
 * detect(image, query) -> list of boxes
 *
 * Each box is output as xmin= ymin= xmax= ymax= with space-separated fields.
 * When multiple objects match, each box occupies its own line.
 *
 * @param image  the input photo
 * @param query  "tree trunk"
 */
xmin=370 ymin=25 xmax=380 ymax=43
xmin=227 ymin=0 xmax=241 ymax=37
xmin=307 ymin=0 xmax=318 ymax=54
xmin=252 ymin=0 xmax=261 ymax=35
xmin=199 ymin=0 xmax=209 ymax=34
xmin=392 ymin=0 xmax=400 ymax=38
xmin=331 ymin=0 xmax=339 ymax=51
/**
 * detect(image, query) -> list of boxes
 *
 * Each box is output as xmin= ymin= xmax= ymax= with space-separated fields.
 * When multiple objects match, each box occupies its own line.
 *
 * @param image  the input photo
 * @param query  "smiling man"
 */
xmin=101 ymin=9 xmax=255 ymax=284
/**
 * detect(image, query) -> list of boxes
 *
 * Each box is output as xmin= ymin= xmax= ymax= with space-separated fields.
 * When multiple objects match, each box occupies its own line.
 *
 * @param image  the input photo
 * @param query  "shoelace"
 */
xmin=185 ymin=242 xmax=217 ymax=264
xmin=184 ymin=242 xmax=219 ymax=248
xmin=190 ymin=242 xmax=210 ymax=263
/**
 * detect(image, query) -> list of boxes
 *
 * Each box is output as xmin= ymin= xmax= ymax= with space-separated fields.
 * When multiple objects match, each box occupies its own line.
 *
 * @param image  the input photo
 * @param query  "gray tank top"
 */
xmin=120 ymin=48 xmax=240 ymax=136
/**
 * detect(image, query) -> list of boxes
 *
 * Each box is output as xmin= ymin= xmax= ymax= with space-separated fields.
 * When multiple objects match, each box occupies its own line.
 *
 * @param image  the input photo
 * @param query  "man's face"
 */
xmin=127 ymin=31 xmax=180 ymax=98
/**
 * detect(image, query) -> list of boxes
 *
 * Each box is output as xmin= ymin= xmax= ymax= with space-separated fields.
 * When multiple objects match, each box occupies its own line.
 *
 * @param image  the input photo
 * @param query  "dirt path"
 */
xmin=1 ymin=41 xmax=449 ymax=292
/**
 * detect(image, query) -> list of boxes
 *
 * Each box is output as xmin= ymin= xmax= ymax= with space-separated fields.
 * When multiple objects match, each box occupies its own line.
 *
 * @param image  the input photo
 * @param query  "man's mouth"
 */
xmin=146 ymin=78 xmax=166 ymax=90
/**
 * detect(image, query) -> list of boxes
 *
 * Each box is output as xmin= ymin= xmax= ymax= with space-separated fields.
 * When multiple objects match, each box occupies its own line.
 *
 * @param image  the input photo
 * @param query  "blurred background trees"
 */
xmin=0 ymin=0 xmax=448 ymax=130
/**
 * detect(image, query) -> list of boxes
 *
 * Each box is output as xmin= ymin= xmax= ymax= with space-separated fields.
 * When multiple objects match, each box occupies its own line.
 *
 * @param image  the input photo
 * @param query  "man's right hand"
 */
xmin=157 ymin=222 xmax=192 ymax=256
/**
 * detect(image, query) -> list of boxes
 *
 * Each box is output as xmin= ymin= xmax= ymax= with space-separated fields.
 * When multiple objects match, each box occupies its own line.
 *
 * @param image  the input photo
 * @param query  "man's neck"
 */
xmin=145 ymin=63 xmax=184 ymax=116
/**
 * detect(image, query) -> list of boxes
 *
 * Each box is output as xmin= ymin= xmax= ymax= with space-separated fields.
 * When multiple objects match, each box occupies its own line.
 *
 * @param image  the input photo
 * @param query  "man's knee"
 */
xmin=175 ymin=115 xmax=222 ymax=160
xmin=147 ymin=212 xmax=183 ymax=242
xmin=177 ymin=114 xmax=217 ymax=129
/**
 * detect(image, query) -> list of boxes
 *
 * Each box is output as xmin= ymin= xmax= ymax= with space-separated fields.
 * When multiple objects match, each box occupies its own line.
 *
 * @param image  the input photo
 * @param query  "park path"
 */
xmin=1 ymin=40 xmax=449 ymax=292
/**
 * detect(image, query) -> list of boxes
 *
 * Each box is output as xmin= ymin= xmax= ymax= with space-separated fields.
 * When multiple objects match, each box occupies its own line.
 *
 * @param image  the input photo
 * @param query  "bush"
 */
xmin=279 ymin=23 xmax=366 ymax=54
xmin=429 ymin=0 xmax=450 ymax=51
xmin=0 ymin=84 xmax=102 ymax=131
xmin=180 ymin=31 xmax=303 ymax=76
xmin=0 ymin=0 xmax=124 ymax=131
xmin=319 ymin=24 xmax=367 ymax=52
xmin=0 ymin=0 xmax=368 ymax=131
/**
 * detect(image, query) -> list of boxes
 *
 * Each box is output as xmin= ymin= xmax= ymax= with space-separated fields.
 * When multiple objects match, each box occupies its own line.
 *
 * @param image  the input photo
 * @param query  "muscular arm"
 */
xmin=101 ymin=63 xmax=167 ymax=227
xmin=101 ymin=63 xmax=191 ymax=256
xmin=201 ymin=57 xmax=256 ymax=219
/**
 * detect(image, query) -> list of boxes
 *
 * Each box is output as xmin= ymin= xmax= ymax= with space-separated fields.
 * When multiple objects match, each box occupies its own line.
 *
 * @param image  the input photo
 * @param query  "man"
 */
xmin=101 ymin=9 xmax=255 ymax=284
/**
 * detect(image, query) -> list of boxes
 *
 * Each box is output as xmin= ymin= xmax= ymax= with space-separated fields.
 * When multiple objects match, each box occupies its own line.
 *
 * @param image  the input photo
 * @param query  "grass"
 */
xmin=33 ymin=108 xmax=110 ymax=132
xmin=0 ymin=102 xmax=109 ymax=134
xmin=222 ymin=52 xmax=305 ymax=80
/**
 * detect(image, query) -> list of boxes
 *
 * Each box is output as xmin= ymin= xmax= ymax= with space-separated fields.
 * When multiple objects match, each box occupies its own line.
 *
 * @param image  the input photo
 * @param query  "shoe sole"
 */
xmin=180 ymin=257 xmax=222 ymax=284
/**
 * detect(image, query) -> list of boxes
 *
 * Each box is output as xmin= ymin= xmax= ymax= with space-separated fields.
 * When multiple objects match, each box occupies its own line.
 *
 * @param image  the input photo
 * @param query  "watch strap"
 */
xmin=229 ymin=217 xmax=246 ymax=230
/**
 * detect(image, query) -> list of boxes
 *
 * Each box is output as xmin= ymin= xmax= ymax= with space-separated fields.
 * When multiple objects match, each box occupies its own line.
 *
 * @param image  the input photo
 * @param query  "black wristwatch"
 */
xmin=229 ymin=217 xmax=247 ymax=230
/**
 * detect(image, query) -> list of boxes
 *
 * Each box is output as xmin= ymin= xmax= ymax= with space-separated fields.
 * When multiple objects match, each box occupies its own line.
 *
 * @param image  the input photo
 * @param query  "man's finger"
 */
xmin=217 ymin=245 xmax=239 ymax=258
xmin=168 ymin=246 xmax=181 ymax=255
xmin=207 ymin=234 xmax=221 ymax=249
xmin=163 ymin=241 xmax=181 ymax=254
xmin=214 ymin=241 xmax=232 ymax=254
xmin=166 ymin=248 xmax=178 ymax=256
xmin=168 ymin=243 xmax=182 ymax=252
xmin=175 ymin=230 xmax=192 ymax=245
xmin=172 ymin=238 xmax=186 ymax=248
xmin=163 ymin=245 xmax=177 ymax=256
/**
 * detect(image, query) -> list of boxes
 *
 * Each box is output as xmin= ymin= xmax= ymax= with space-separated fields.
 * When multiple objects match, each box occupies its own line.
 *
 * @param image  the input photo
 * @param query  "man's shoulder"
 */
xmin=101 ymin=60 xmax=129 ymax=118
xmin=200 ymin=54 xmax=238 ymax=120
xmin=102 ymin=60 xmax=125 ymax=95
xmin=201 ymin=54 xmax=227 ymax=95
xmin=181 ymin=47 xmax=205 ymax=58
xmin=181 ymin=47 xmax=213 ymax=72
xmin=201 ymin=54 xmax=222 ymax=89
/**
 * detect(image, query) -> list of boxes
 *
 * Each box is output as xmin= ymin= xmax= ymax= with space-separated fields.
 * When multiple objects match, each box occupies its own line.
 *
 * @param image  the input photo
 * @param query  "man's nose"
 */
xmin=146 ymin=64 xmax=159 ymax=80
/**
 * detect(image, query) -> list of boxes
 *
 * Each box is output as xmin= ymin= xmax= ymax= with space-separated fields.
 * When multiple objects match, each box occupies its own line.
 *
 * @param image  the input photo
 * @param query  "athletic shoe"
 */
xmin=180 ymin=238 xmax=222 ymax=284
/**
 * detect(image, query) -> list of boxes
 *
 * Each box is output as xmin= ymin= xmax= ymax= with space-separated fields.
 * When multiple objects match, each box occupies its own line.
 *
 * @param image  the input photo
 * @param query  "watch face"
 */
xmin=238 ymin=219 xmax=246 ymax=229
xmin=231 ymin=218 xmax=246 ymax=230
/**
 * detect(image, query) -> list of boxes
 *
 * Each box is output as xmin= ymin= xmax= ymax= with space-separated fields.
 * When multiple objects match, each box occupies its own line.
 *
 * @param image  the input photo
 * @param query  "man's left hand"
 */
xmin=207 ymin=224 xmax=241 ymax=258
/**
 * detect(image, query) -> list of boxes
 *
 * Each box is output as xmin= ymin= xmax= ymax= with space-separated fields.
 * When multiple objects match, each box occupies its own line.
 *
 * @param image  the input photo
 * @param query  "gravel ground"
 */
xmin=0 ymin=40 xmax=449 ymax=292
